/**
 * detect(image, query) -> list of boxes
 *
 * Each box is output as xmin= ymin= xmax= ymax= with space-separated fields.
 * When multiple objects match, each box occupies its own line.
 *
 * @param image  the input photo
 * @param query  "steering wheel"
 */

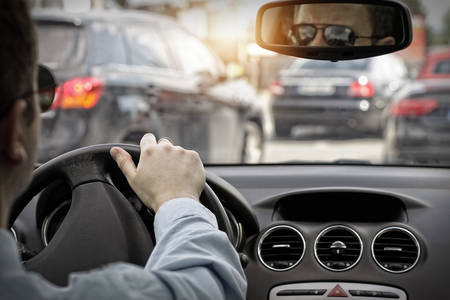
xmin=8 ymin=144 xmax=233 ymax=286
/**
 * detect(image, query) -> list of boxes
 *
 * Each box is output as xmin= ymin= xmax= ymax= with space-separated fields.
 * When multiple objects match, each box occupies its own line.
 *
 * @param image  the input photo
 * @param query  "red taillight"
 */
xmin=269 ymin=80 xmax=285 ymax=96
xmin=348 ymin=80 xmax=375 ymax=98
xmin=391 ymin=98 xmax=439 ymax=117
xmin=51 ymin=77 xmax=104 ymax=110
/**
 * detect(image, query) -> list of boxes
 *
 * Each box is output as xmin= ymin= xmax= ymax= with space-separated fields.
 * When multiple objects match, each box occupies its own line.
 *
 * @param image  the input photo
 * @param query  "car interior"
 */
xmin=8 ymin=0 xmax=450 ymax=299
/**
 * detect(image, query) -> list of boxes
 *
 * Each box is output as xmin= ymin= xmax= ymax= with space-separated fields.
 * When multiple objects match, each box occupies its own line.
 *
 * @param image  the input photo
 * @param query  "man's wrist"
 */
xmin=153 ymin=193 xmax=200 ymax=212
xmin=153 ymin=197 xmax=218 ymax=242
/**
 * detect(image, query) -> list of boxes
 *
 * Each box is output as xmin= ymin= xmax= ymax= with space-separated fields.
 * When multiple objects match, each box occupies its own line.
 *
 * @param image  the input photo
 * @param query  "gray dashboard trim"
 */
xmin=206 ymin=164 xmax=450 ymax=300
xmin=254 ymin=187 xmax=429 ymax=210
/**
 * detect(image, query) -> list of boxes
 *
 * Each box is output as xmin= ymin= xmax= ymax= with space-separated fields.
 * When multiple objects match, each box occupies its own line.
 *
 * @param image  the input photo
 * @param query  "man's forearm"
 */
xmin=0 ymin=198 xmax=246 ymax=300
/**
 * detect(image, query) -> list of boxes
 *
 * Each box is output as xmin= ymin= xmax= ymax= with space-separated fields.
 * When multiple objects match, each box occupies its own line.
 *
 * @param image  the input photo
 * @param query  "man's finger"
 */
xmin=140 ymin=133 xmax=157 ymax=149
xmin=110 ymin=147 xmax=137 ymax=180
xmin=158 ymin=137 xmax=173 ymax=145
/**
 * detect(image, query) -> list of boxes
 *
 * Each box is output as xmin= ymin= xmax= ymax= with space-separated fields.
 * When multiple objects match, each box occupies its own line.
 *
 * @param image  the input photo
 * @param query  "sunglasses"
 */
xmin=36 ymin=65 xmax=57 ymax=112
xmin=0 ymin=65 xmax=57 ymax=119
xmin=16 ymin=65 xmax=57 ymax=113
xmin=290 ymin=24 xmax=375 ymax=47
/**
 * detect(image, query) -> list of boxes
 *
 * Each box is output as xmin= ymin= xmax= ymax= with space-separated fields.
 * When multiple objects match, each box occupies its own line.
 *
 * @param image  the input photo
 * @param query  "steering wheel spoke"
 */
xmin=24 ymin=181 xmax=153 ymax=286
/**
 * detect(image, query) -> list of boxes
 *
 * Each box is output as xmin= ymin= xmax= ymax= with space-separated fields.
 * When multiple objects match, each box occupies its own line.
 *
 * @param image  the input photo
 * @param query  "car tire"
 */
xmin=274 ymin=123 xmax=291 ymax=138
xmin=241 ymin=122 xmax=264 ymax=164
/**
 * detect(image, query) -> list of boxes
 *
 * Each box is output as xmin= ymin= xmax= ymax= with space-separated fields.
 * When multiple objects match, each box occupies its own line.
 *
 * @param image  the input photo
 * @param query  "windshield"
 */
xmin=33 ymin=0 xmax=450 ymax=167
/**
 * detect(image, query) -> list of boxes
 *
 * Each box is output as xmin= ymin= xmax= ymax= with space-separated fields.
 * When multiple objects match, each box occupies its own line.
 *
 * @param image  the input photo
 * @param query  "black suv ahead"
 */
xmin=270 ymin=56 xmax=408 ymax=138
xmin=35 ymin=10 xmax=264 ymax=164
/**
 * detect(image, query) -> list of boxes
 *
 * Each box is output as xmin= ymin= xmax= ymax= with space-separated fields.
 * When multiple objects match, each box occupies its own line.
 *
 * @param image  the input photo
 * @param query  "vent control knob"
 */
xmin=330 ymin=241 xmax=347 ymax=255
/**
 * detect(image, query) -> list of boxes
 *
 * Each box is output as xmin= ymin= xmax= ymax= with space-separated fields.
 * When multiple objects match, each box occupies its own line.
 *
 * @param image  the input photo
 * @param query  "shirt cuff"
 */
xmin=153 ymin=198 xmax=218 ymax=242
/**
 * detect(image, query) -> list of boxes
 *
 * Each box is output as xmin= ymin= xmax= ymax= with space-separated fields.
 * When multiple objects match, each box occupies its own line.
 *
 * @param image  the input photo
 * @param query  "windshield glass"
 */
xmin=33 ymin=0 xmax=450 ymax=167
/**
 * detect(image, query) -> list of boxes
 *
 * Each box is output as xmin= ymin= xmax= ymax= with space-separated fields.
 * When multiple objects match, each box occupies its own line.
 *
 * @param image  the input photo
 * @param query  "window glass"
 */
xmin=125 ymin=25 xmax=172 ymax=68
xmin=165 ymin=27 xmax=219 ymax=77
xmin=36 ymin=23 xmax=86 ymax=69
xmin=91 ymin=22 xmax=127 ymax=66
xmin=32 ymin=1 xmax=450 ymax=167
xmin=391 ymin=57 xmax=407 ymax=79
xmin=376 ymin=56 xmax=394 ymax=78
xmin=434 ymin=60 xmax=450 ymax=74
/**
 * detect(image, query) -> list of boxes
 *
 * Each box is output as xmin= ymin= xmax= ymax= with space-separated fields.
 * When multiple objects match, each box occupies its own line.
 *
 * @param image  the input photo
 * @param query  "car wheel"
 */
xmin=242 ymin=122 xmax=264 ymax=163
xmin=274 ymin=122 xmax=291 ymax=138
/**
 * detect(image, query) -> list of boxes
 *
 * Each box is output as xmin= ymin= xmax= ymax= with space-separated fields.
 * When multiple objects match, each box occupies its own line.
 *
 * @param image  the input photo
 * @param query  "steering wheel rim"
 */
xmin=9 ymin=144 xmax=233 ymax=286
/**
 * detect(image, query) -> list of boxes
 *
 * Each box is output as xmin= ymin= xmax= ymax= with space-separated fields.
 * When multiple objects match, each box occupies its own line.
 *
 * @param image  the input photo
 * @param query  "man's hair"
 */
xmin=369 ymin=5 xmax=396 ymax=39
xmin=0 ymin=0 xmax=37 ymax=121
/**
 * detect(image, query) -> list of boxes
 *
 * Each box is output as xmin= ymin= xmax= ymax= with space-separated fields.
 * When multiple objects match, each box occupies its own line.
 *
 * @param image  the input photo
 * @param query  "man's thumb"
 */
xmin=110 ymin=147 xmax=137 ymax=180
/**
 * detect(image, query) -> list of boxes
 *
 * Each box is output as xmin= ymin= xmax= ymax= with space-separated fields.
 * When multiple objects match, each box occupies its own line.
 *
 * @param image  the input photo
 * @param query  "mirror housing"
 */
xmin=255 ymin=0 xmax=413 ymax=61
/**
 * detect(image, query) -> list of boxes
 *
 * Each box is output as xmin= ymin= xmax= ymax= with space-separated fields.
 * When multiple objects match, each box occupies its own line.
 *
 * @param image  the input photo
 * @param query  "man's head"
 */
xmin=289 ymin=3 xmax=396 ymax=47
xmin=0 ymin=0 xmax=40 ymax=228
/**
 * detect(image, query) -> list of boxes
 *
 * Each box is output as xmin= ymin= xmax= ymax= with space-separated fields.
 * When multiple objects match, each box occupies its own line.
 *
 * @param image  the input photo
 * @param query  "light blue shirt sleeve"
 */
xmin=0 ymin=198 xmax=247 ymax=300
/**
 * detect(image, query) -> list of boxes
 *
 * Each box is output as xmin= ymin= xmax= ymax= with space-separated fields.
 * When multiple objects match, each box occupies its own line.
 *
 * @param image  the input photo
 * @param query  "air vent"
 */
xmin=372 ymin=227 xmax=420 ymax=273
xmin=314 ymin=225 xmax=362 ymax=271
xmin=258 ymin=225 xmax=305 ymax=271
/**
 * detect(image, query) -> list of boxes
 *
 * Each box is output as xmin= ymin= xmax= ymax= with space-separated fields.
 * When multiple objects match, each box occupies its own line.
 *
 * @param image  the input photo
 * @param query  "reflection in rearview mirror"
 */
xmin=256 ymin=1 xmax=412 ymax=60
xmin=262 ymin=4 xmax=397 ymax=47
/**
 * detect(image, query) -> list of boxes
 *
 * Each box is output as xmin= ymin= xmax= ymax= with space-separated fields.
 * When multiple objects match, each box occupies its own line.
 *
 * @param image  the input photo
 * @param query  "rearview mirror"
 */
xmin=255 ymin=0 xmax=412 ymax=61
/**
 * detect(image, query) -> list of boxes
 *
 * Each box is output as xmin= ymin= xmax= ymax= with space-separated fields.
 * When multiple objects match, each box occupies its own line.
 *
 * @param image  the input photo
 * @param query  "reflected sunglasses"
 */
xmin=0 ymin=65 xmax=57 ymax=118
xmin=290 ymin=24 xmax=376 ymax=47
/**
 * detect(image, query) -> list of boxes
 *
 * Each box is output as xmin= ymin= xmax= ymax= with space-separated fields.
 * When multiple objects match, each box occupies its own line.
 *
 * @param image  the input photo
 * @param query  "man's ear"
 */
xmin=376 ymin=36 xmax=396 ymax=46
xmin=0 ymin=100 xmax=28 ymax=165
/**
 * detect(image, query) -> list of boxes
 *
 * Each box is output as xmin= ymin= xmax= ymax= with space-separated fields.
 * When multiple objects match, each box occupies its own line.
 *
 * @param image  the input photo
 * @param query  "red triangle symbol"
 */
xmin=328 ymin=284 xmax=348 ymax=297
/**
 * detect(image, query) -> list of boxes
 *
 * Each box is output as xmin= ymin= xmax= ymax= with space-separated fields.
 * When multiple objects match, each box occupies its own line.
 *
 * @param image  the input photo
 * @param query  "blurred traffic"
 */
xmin=35 ymin=9 xmax=264 ymax=164
xmin=384 ymin=49 xmax=450 ymax=164
xmin=31 ymin=0 xmax=450 ymax=166
xmin=269 ymin=56 xmax=408 ymax=138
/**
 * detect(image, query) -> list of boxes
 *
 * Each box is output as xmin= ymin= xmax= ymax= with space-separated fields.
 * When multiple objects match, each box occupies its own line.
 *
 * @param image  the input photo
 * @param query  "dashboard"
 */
xmin=12 ymin=164 xmax=450 ymax=299
xmin=207 ymin=164 xmax=450 ymax=300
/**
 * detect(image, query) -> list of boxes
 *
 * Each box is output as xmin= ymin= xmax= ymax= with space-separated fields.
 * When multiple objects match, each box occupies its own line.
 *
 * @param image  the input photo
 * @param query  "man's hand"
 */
xmin=110 ymin=133 xmax=206 ymax=212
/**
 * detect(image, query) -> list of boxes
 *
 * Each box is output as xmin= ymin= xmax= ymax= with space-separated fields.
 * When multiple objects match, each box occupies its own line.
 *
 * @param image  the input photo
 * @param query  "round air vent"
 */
xmin=314 ymin=225 xmax=362 ymax=271
xmin=258 ymin=225 xmax=305 ymax=271
xmin=372 ymin=227 xmax=420 ymax=273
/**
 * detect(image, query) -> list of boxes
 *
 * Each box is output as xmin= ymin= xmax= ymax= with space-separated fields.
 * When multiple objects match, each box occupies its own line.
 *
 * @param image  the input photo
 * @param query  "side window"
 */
xmin=165 ymin=27 xmax=220 ymax=77
xmin=125 ymin=25 xmax=172 ymax=68
xmin=374 ymin=56 xmax=406 ymax=80
xmin=37 ymin=23 xmax=87 ymax=69
xmin=372 ymin=57 xmax=391 ymax=79
xmin=434 ymin=60 xmax=450 ymax=74
xmin=390 ymin=56 xmax=408 ymax=79
xmin=90 ymin=22 xmax=127 ymax=66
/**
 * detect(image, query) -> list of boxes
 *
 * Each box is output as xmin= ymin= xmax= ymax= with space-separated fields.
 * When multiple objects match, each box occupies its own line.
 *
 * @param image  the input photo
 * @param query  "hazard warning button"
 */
xmin=327 ymin=284 xmax=348 ymax=297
